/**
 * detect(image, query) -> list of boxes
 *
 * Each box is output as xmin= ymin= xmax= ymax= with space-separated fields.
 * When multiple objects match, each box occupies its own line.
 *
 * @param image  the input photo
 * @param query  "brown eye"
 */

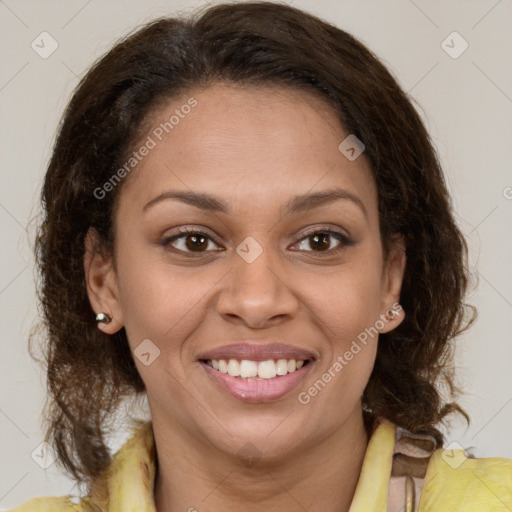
xmin=294 ymin=230 xmax=351 ymax=254
xmin=162 ymin=229 xmax=221 ymax=254
xmin=309 ymin=233 xmax=331 ymax=251
xmin=185 ymin=233 xmax=208 ymax=251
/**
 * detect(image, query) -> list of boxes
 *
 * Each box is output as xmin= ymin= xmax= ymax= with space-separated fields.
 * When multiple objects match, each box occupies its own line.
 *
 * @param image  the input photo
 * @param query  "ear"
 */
xmin=378 ymin=234 xmax=406 ymax=334
xmin=83 ymin=227 xmax=124 ymax=334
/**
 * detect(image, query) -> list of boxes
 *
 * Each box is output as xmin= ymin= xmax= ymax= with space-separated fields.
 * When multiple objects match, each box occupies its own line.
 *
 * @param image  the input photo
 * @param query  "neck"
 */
xmin=153 ymin=408 xmax=371 ymax=512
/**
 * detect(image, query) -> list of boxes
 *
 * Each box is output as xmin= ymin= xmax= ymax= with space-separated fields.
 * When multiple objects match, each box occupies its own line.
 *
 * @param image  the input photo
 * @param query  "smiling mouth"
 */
xmin=201 ymin=358 xmax=312 ymax=381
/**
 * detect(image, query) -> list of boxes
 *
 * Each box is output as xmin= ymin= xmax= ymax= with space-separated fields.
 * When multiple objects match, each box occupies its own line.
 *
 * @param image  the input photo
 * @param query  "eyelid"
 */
xmin=161 ymin=226 xmax=225 ymax=252
xmin=161 ymin=224 xmax=352 ymax=255
xmin=289 ymin=225 xmax=352 ymax=252
xmin=296 ymin=224 xmax=349 ymax=240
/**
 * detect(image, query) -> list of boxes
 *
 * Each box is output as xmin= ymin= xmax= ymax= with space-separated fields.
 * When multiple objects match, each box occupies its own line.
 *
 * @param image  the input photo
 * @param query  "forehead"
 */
xmin=118 ymin=82 xmax=377 ymax=218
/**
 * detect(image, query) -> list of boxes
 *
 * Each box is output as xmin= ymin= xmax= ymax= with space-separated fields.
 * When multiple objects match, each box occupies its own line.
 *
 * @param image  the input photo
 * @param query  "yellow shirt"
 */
xmin=8 ymin=418 xmax=512 ymax=511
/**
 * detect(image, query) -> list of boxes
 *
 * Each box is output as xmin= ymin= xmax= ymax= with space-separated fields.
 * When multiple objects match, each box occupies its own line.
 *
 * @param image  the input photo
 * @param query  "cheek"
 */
xmin=114 ymin=242 xmax=217 ymax=357
xmin=303 ymin=254 xmax=384 ymax=343
xmin=300 ymin=251 xmax=383 ymax=390
xmin=315 ymin=285 xmax=380 ymax=384
xmin=300 ymin=273 xmax=380 ymax=421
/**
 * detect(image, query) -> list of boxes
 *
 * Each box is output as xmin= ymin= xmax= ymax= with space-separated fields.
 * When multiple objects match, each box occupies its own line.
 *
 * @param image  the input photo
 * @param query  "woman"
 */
xmin=10 ymin=2 xmax=511 ymax=511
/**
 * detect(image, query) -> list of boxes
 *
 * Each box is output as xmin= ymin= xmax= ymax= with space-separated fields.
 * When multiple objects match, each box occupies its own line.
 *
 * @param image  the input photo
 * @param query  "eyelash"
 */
xmin=160 ymin=226 xmax=353 ymax=257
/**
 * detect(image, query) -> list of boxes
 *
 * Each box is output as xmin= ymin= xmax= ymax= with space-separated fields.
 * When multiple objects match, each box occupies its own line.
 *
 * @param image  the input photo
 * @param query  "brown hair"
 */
xmin=29 ymin=0 xmax=475 ymax=491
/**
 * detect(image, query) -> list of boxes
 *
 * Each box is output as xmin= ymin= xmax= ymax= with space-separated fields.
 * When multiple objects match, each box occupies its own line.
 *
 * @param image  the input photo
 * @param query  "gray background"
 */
xmin=1 ymin=0 xmax=511 ymax=507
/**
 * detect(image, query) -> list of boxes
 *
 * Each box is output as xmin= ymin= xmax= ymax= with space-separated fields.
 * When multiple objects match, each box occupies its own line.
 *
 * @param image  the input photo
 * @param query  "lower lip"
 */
xmin=200 ymin=361 xmax=314 ymax=403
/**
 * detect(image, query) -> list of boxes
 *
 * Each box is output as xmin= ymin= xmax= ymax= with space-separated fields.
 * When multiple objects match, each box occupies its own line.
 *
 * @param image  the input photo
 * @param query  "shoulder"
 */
xmin=385 ymin=421 xmax=512 ymax=511
xmin=6 ymin=420 xmax=154 ymax=512
xmin=6 ymin=487 xmax=111 ymax=512
xmin=5 ymin=495 xmax=94 ymax=512
xmin=419 ymin=448 xmax=512 ymax=511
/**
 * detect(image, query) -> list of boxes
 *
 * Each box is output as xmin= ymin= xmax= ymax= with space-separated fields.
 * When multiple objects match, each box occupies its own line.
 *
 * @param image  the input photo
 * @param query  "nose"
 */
xmin=215 ymin=247 xmax=299 ymax=329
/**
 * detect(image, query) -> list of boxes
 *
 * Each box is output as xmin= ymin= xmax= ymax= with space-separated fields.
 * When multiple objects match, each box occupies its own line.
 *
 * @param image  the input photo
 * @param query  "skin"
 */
xmin=84 ymin=82 xmax=406 ymax=512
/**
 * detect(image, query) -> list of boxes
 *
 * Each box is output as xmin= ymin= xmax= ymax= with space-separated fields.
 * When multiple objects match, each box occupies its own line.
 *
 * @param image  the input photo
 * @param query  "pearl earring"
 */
xmin=95 ymin=312 xmax=112 ymax=324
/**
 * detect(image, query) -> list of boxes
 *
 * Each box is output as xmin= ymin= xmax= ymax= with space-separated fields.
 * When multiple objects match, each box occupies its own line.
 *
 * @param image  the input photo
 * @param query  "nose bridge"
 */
xmin=216 ymin=236 xmax=298 ymax=326
xmin=237 ymin=243 xmax=279 ymax=291
xmin=233 ymin=236 xmax=284 ymax=300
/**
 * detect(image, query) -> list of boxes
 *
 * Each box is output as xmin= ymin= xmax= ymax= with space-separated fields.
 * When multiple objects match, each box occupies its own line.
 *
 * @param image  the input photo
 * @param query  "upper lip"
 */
xmin=197 ymin=342 xmax=316 ymax=362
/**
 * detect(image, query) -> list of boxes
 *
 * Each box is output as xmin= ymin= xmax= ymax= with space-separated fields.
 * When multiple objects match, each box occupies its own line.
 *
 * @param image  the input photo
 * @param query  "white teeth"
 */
xmin=240 ymin=360 xmax=258 ymax=378
xmin=275 ymin=359 xmax=288 ymax=376
xmin=258 ymin=360 xmax=277 ymax=379
xmin=206 ymin=358 xmax=308 ymax=379
xmin=227 ymin=359 xmax=240 ymax=377
xmin=218 ymin=359 xmax=228 ymax=373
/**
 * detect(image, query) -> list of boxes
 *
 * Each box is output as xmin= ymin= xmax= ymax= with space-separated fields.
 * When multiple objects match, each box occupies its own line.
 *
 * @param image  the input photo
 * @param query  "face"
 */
xmin=85 ymin=82 xmax=405 ymax=461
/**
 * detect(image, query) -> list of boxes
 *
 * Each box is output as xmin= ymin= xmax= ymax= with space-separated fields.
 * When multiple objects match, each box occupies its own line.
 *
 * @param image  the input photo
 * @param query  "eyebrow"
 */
xmin=142 ymin=188 xmax=367 ymax=218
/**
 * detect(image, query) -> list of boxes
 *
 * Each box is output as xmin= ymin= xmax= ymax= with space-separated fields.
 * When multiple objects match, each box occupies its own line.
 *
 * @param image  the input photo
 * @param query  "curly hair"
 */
xmin=29 ymin=0 xmax=475 ymax=491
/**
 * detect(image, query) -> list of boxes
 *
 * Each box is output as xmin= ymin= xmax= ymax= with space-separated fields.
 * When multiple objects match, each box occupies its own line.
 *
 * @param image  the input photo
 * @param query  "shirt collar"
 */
xmin=349 ymin=417 xmax=396 ymax=512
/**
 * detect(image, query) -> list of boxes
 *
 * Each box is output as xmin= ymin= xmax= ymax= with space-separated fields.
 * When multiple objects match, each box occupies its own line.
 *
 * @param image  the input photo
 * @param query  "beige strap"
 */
xmin=387 ymin=427 xmax=436 ymax=512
